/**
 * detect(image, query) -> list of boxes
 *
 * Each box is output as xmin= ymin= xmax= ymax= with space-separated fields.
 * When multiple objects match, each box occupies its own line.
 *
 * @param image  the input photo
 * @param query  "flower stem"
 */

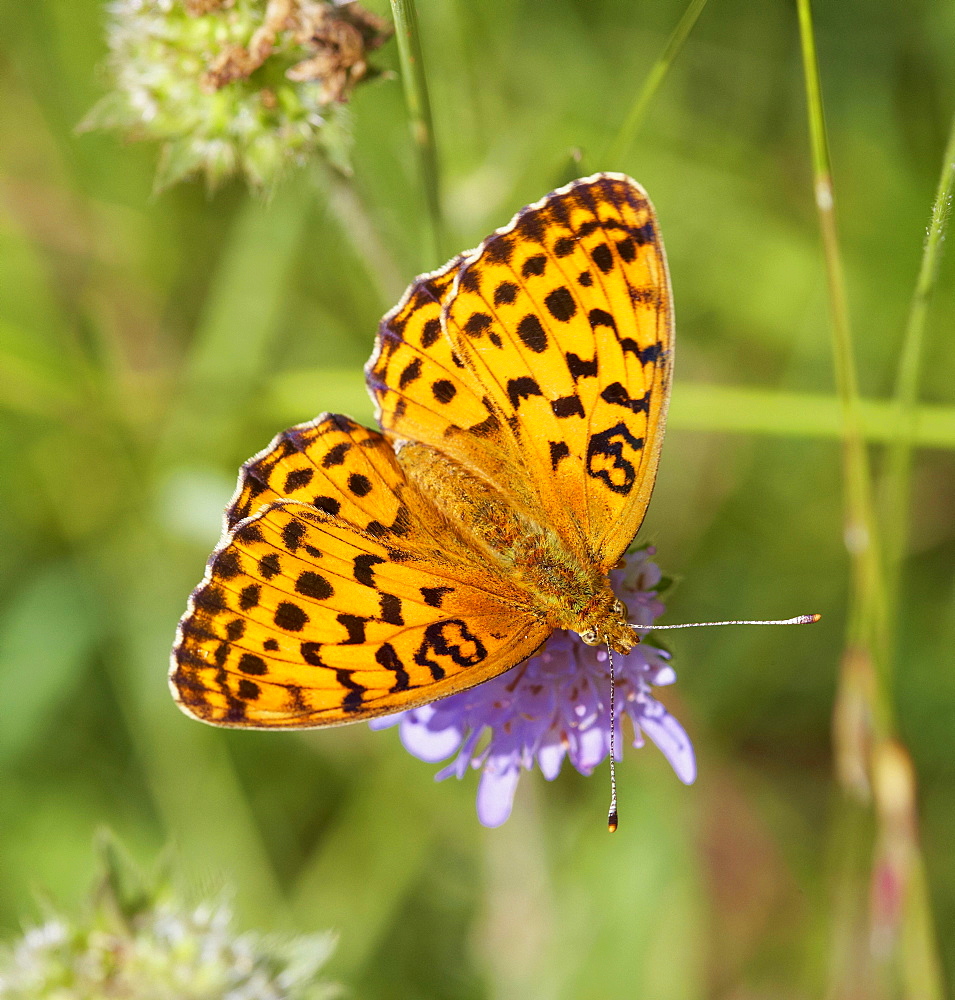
xmin=605 ymin=0 xmax=711 ymax=167
xmin=390 ymin=0 xmax=445 ymax=265
xmin=796 ymin=0 xmax=887 ymax=670
xmin=881 ymin=111 xmax=955 ymax=620
xmin=796 ymin=2 xmax=945 ymax=995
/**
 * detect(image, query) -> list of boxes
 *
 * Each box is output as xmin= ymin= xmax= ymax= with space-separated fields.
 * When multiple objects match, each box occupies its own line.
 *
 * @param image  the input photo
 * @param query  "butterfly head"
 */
xmin=576 ymin=598 xmax=639 ymax=654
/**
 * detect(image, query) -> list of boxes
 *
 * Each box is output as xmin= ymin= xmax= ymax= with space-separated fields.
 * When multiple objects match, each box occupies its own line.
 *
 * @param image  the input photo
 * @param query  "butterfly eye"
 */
xmin=613 ymin=599 xmax=629 ymax=620
xmin=578 ymin=629 xmax=600 ymax=646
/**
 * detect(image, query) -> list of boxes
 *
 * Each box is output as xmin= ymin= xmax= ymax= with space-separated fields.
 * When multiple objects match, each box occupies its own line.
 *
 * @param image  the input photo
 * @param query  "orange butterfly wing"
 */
xmin=171 ymin=173 xmax=673 ymax=727
xmin=370 ymin=174 xmax=672 ymax=569
xmin=172 ymin=416 xmax=549 ymax=726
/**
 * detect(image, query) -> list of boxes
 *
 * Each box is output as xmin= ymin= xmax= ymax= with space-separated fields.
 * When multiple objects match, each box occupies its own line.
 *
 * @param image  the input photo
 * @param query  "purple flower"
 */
xmin=370 ymin=548 xmax=696 ymax=827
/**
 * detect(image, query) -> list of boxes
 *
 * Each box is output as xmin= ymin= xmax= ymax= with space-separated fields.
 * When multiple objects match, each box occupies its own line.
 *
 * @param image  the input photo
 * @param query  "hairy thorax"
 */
xmin=396 ymin=442 xmax=638 ymax=654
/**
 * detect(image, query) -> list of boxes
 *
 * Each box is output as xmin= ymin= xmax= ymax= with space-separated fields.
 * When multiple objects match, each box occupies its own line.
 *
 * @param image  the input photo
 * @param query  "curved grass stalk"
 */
xmin=796 ymin=1 xmax=945 ymax=995
xmin=390 ymin=0 xmax=445 ymax=265
xmin=605 ymin=0 xmax=711 ymax=167
xmin=881 ymin=112 xmax=955 ymax=619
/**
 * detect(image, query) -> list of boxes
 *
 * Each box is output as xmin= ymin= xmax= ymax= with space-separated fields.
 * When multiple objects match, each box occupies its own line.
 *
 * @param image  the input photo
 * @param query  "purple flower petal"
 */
xmin=368 ymin=714 xmax=400 ymax=731
xmin=536 ymin=733 xmax=566 ymax=780
xmin=476 ymin=761 xmax=522 ymax=827
xmin=637 ymin=699 xmax=697 ymax=785
xmin=397 ymin=707 xmax=464 ymax=763
xmin=369 ymin=548 xmax=696 ymax=825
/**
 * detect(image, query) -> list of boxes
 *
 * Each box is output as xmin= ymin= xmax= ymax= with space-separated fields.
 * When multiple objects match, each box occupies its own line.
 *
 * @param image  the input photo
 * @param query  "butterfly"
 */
xmin=170 ymin=173 xmax=673 ymax=729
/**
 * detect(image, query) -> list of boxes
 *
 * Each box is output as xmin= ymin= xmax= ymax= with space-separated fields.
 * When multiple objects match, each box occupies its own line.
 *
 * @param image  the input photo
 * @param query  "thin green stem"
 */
xmin=390 ymin=0 xmax=444 ymax=265
xmin=797 ymin=3 xmax=945 ymax=995
xmin=264 ymin=372 xmax=955 ymax=448
xmin=606 ymin=0 xmax=711 ymax=167
xmin=796 ymin=0 xmax=887 ymax=665
xmin=882 ymin=112 xmax=955 ymax=618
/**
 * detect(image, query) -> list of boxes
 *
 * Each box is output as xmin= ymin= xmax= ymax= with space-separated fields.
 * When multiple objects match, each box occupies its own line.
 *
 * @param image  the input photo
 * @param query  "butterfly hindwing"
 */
xmin=172 ymin=424 xmax=549 ymax=726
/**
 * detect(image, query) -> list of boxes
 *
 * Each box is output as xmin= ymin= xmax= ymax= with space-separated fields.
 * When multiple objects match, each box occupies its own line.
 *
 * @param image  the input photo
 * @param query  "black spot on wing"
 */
xmin=313 ymin=495 xmax=341 ymax=516
xmin=337 ymin=669 xmax=366 ymax=713
xmin=348 ymin=473 xmax=372 ymax=497
xmin=521 ymin=254 xmax=546 ymax=278
xmin=494 ymin=281 xmax=518 ymax=306
xmin=586 ymin=423 xmax=645 ymax=495
xmin=214 ymin=551 xmax=241 ymax=580
xmin=258 ymin=553 xmax=281 ymax=580
xmin=283 ymin=468 xmax=314 ymax=493
xmin=282 ymin=519 xmax=306 ymax=553
xmin=600 ymin=383 xmax=650 ymax=414
xmin=507 ymin=376 xmax=543 ymax=409
xmin=420 ymin=317 xmax=441 ymax=348
xmin=517 ymin=314 xmax=548 ymax=353
xmin=466 ymin=413 xmax=500 ymax=438
xmin=296 ymin=570 xmax=334 ymax=600
xmin=379 ymin=642 xmax=410 ymax=693
xmin=420 ymin=586 xmax=454 ymax=608
xmin=545 ymin=286 xmax=577 ymax=322
xmin=321 ymin=442 xmax=350 ymax=468
xmin=464 ymin=312 xmax=493 ymax=338
xmin=337 ymin=614 xmax=367 ymax=644
xmin=615 ymin=236 xmax=636 ymax=262
xmin=549 ymin=441 xmax=570 ymax=469
xmin=238 ymin=584 xmax=260 ymax=611
xmin=399 ymin=357 xmax=422 ymax=389
xmin=432 ymin=380 xmax=457 ymax=404
xmin=553 ymin=236 xmax=575 ymax=257
xmin=413 ymin=619 xmax=487 ymax=681
xmin=301 ymin=641 xmax=324 ymax=666
xmin=620 ymin=339 xmax=664 ymax=366
xmin=589 ymin=308 xmax=616 ymax=332
xmin=551 ymin=394 xmax=584 ymax=418
xmin=235 ymin=523 xmax=264 ymax=544
xmin=592 ymin=243 xmax=613 ymax=273
xmin=460 ymin=268 xmax=481 ymax=293
xmin=239 ymin=652 xmax=268 ymax=675
xmin=237 ymin=678 xmax=260 ymax=700
xmin=517 ymin=211 xmax=546 ymax=244
xmin=485 ymin=236 xmax=514 ymax=265
xmin=353 ymin=553 xmax=385 ymax=587
xmin=275 ymin=601 xmax=308 ymax=632
xmin=379 ymin=593 xmax=404 ymax=625
xmin=566 ymin=352 xmax=598 ymax=382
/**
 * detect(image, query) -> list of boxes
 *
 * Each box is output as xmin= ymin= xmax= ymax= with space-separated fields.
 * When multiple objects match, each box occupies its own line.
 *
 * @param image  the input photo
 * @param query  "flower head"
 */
xmin=82 ymin=0 xmax=393 ymax=191
xmin=370 ymin=548 xmax=696 ymax=827
xmin=0 ymin=837 xmax=338 ymax=999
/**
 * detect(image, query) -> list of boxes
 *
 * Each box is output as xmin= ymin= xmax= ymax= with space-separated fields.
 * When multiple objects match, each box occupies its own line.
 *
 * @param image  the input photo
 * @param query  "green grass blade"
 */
xmin=796 ymin=0 xmax=887 ymax=661
xmin=266 ymin=370 xmax=955 ymax=448
xmin=605 ymin=0 xmax=711 ymax=167
xmin=881 ymin=112 xmax=955 ymax=614
xmin=390 ymin=0 xmax=445 ymax=265
xmin=796 ymin=2 xmax=945 ymax=995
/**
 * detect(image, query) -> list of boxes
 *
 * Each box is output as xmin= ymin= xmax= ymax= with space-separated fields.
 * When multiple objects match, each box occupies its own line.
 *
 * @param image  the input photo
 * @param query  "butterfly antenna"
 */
xmin=607 ymin=644 xmax=618 ymax=833
xmin=646 ymin=613 xmax=821 ymax=631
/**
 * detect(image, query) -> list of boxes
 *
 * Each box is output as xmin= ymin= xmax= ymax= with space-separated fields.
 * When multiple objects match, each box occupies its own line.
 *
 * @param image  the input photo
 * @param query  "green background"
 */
xmin=1 ymin=0 xmax=953 ymax=996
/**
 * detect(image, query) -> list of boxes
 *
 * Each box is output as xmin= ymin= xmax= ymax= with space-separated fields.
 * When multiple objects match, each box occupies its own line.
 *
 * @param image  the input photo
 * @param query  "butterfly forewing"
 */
xmin=444 ymin=175 xmax=672 ymax=567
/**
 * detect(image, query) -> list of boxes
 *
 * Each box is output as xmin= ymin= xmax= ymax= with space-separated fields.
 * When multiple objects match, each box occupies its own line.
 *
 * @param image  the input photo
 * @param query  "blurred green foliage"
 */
xmin=0 ymin=1 xmax=953 ymax=997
